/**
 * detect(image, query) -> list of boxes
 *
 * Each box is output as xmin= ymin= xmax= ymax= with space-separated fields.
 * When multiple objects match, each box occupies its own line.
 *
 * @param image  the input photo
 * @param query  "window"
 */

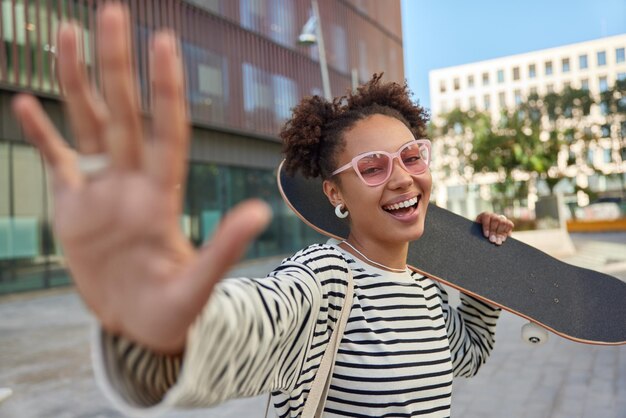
xmin=469 ymin=96 xmax=476 ymax=109
xmin=618 ymin=72 xmax=626 ymax=81
xmin=453 ymin=78 xmax=460 ymax=90
xmin=514 ymin=89 xmax=522 ymax=105
xmin=529 ymin=87 xmax=538 ymax=96
xmin=467 ymin=75 xmax=475 ymax=88
xmin=617 ymin=47 xmax=626 ymax=63
xmin=498 ymin=92 xmax=506 ymax=108
xmin=545 ymin=61 xmax=553 ymax=75
xmin=440 ymin=101 xmax=448 ymax=113
xmin=563 ymin=81 xmax=571 ymax=89
xmin=546 ymin=84 xmax=554 ymax=93
xmin=581 ymin=79 xmax=589 ymax=90
xmin=439 ymin=80 xmax=446 ymax=93
xmin=601 ymin=125 xmax=611 ymax=138
xmin=482 ymin=72 xmax=489 ymax=86
xmin=597 ymin=51 xmax=607 ymax=66
xmin=579 ymin=54 xmax=588 ymax=69
xmin=528 ymin=64 xmax=536 ymax=78
xmin=603 ymin=148 xmax=611 ymax=163
xmin=483 ymin=94 xmax=491 ymax=110
xmin=562 ymin=58 xmax=570 ymax=73
xmin=599 ymin=76 xmax=608 ymax=92
xmin=512 ymin=67 xmax=520 ymax=81
xmin=497 ymin=69 xmax=505 ymax=83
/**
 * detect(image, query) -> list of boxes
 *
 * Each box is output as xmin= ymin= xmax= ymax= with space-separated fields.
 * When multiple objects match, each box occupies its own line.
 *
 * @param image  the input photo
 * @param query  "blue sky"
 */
xmin=401 ymin=0 xmax=626 ymax=110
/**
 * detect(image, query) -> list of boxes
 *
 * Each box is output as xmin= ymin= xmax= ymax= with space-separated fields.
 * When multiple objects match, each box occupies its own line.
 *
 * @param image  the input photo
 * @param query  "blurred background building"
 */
xmin=0 ymin=0 xmax=404 ymax=294
xmin=428 ymin=34 xmax=626 ymax=221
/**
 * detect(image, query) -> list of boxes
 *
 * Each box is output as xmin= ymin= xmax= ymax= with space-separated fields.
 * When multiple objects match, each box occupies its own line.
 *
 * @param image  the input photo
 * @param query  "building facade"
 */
xmin=0 ymin=0 xmax=404 ymax=293
xmin=428 ymin=34 xmax=626 ymax=218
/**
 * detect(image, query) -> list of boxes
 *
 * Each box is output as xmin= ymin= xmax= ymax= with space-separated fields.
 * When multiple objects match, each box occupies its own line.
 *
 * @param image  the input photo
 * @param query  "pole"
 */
xmin=311 ymin=0 xmax=331 ymax=101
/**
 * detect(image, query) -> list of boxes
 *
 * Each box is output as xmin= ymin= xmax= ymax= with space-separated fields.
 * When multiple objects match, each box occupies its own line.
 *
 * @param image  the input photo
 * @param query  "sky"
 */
xmin=400 ymin=0 xmax=626 ymax=111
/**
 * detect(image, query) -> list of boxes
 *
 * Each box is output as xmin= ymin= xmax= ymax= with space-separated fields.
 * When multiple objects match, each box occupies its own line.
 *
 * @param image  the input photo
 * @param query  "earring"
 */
xmin=335 ymin=203 xmax=349 ymax=219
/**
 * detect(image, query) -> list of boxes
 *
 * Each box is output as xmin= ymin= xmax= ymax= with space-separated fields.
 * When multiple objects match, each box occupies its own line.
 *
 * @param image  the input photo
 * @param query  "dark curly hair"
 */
xmin=281 ymin=73 xmax=429 ymax=179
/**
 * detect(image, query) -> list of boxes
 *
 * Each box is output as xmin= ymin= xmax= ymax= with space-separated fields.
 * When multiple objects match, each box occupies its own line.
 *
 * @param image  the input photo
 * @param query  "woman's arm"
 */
xmin=93 ymin=245 xmax=351 ymax=415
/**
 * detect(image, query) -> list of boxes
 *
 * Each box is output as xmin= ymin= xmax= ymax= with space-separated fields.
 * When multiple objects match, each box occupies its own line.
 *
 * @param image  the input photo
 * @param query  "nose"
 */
xmin=387 ymin=157 xmax=413 ymax=189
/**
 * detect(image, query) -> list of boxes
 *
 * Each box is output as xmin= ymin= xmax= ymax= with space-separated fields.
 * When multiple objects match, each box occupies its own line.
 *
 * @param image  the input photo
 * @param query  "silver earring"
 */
xmin=335 ymin=203 xmax=349 ymax=219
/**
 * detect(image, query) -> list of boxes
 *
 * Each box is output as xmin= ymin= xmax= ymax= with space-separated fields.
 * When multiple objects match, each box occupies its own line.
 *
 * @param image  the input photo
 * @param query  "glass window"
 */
xmin=597 ymin=51 xmax=607 ymax=66
xmin=483 ymin=94 xmax=491 ymax=110
xmin=512 ymin=67 xmax=520 ymax=81
xmin=618 ymin=72 xmax=626 ymax=81
xmin=528 ymin=64 xmax=536 ymax=78
xmin=563 ymin=81 xmax=571 ymax=89
xmin=482 ymin=72 xmax=489 ymax=86
xmin=498 ymin=92 xmax=506 ymax=108
xmin=453 ymin=78 xmax=460 ymax=90
xmin=439 ymin=80 xmax=446 ymax=93
xmin=273 ymin=74 xmax=298 ymax=123
xmin=599 ymin=76 xmax=608 ymax=92
xmin=562 ymin=58 xmax=570 ymax=73
xmin=514 ymin=89 xmax=522 ymax=105
xmin=603 ymin=149 xmax=611 ymax=163
xmin=467 ymin=75 xmax=474 ymax=88
xmin=497 ymin=69 xmax=504 ymax=83
xmin=601 ymin=125 xmax=611 ymax=138
xmin=545 ymin=61 xmax=553 ymax=75
xmin=581 ymin=79 xmax=589 ymax=90
xmin=579 ymin=54 xmax=588 ymax=69
xmin=546 ymin=84 xmax=554 ymax=93
xmin=617 ymin=47 xmax=626 ymax=63
xmin=529 ymin=87 xmax=538 ymax=96
xmin=469 ymin=96 xmax=476 ymax=109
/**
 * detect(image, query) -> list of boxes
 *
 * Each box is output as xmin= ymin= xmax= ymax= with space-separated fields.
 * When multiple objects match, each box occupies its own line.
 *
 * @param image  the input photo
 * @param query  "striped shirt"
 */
xmin=94 ymin=242 xmax=500 ymax=417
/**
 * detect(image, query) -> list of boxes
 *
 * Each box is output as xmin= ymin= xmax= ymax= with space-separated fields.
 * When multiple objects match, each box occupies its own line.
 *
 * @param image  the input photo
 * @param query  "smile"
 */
xmin=382 ymin=196 xmax=419 ymax=212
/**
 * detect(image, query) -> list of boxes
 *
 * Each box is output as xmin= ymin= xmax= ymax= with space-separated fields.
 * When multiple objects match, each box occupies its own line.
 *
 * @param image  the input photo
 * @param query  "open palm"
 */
xmin=12 ymin=4 xmax=270 ymax=354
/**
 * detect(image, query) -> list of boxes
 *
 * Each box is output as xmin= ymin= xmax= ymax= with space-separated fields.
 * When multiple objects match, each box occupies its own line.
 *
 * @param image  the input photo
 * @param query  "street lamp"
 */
xmin=298 ymin=0 xmax=332 ymax=101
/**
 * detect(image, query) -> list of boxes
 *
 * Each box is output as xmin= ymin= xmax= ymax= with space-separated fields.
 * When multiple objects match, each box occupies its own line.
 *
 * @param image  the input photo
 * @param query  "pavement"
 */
xmin=1 ymin=233 xmax=625 ymax=418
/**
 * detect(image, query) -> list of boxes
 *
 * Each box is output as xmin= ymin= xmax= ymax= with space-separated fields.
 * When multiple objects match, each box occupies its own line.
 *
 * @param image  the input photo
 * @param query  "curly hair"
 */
xmin=281 ymin=73 xmax=429 ymax=179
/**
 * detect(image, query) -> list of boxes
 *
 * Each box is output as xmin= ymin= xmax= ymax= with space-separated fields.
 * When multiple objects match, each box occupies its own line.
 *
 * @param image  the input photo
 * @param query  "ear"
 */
xmin=323 ymin=179 xmax=343 ymax=207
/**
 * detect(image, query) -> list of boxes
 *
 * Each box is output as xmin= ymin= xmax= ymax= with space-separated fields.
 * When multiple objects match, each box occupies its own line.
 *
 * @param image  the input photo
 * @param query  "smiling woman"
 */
xmin=11 ymin=3 xmax=514 ymax=418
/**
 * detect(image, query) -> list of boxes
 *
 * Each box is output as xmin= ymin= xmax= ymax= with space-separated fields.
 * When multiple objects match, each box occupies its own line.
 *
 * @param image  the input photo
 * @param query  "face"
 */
xmin=323 ymin=114 xmax=432 ymax=247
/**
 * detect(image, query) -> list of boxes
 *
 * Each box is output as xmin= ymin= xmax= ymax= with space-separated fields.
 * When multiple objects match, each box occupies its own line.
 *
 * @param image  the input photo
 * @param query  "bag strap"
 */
xmin=301 ymin=268 xmax=354 ymax=418
xmin=265 ymin=267 xmax=354 ymax=418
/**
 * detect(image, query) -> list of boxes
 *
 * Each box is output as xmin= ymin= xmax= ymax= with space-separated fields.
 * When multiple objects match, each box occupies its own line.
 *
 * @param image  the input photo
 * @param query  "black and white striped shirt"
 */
xmin=95 ymin=242 xmax=500 ymax=417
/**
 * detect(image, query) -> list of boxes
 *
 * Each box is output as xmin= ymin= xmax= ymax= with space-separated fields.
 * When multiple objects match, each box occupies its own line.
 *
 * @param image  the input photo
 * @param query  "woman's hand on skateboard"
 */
xmin=475 ymin=212 xmax=514 ymax=246
xmin=11 ymin=3 xmax=271 ymax=355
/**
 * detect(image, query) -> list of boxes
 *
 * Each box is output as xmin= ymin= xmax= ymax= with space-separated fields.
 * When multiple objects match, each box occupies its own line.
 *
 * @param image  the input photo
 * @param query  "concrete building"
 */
xmin=428 ymin=34 xmax=626 ymax=218
xmin=0 ymin=0 xmax=404 ymax=294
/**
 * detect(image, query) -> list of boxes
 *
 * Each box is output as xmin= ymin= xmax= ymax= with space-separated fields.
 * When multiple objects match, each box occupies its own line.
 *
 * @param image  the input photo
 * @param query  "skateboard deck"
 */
xmin=277 ymin=162 xmax=626 ymax=345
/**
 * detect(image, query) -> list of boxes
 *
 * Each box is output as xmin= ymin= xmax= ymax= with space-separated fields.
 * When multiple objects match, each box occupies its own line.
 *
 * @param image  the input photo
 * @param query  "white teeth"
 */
xmin=384 ymin=196 xmax=419 ymax=211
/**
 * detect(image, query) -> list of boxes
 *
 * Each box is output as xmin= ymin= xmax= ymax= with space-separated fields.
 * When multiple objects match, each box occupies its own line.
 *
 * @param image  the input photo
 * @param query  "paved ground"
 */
xmin=1 ymin=233 xmax=625 ymax=418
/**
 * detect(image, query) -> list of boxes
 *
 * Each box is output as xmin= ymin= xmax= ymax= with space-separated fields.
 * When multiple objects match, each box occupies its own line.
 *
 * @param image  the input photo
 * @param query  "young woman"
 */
xmin=12 ymin=4 xmax=513 ymax=417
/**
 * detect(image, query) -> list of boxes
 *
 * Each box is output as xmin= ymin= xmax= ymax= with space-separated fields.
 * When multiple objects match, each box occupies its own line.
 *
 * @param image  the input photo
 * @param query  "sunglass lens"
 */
xmin=356 ymin=153 xmax=390 ymax=185
xmin=401 ymin=144 xmax=429 ymax=174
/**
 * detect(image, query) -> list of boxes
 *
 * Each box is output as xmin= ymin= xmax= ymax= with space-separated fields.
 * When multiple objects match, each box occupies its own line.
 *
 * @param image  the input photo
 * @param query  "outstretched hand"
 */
xmin=475 ymin=212 xmax=514 ymax=246
xmin=12 ymin=3 xmax=271 ymax=354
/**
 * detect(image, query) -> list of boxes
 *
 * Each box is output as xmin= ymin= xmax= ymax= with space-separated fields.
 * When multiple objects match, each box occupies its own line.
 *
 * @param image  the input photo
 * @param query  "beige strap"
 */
xmin=265 ymin=269 xmax=354 ymax=418
xmin=301 ymin=270 xmax=354 ymax=418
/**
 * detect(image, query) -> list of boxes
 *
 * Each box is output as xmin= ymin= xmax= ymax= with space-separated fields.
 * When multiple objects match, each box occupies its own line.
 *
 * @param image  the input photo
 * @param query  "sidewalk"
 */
xmin=1 ymin=237 xmax=625 ymax=418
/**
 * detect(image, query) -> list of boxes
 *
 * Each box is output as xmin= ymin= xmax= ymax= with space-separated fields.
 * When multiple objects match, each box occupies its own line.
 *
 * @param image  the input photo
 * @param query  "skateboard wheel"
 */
xmin=521 ymin=322 xmax=549 ymax=345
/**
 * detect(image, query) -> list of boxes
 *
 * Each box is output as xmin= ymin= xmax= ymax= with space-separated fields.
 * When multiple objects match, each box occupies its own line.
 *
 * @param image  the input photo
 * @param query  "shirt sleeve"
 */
xmin=437 ymin=284 xmax=501 ymax=378
xmin=92 ymin=245 xmax=351 ymax=416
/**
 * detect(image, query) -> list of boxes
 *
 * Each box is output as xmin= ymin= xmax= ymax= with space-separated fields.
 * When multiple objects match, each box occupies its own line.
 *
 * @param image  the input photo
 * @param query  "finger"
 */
xmin=148 ymin=31 xmax=189 ymax=189
xmin=98 ymin=3 xmax=143 ymax=170
xmin=12 ymin=94 xmax=81 ymax=189
xmin=488 ymin=215 xmax=500 ymax=243
xmin=475 ymin=212 xmax=490 ymax=238
xmin=176 ymin=200 xmax=272 ymax=311
xmin=57 ymin=22 xmax=108 ymax=154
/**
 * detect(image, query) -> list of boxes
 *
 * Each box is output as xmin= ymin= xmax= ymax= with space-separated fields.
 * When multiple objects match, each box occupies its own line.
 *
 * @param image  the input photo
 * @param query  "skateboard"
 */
xmin=277 ymin=162 xmax=626 ymax=346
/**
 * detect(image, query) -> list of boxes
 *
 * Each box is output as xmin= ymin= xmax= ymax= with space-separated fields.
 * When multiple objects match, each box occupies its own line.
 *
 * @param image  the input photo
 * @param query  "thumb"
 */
xmin=176 ymin=199 xmax=272 ymax=312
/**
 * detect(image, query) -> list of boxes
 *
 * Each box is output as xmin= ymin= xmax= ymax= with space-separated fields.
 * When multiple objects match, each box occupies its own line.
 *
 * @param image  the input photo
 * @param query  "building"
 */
xmin=0 ymin=0 xmax=404 ymax=293
xmin=428 ymin=34 xmax=626 ymax=218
